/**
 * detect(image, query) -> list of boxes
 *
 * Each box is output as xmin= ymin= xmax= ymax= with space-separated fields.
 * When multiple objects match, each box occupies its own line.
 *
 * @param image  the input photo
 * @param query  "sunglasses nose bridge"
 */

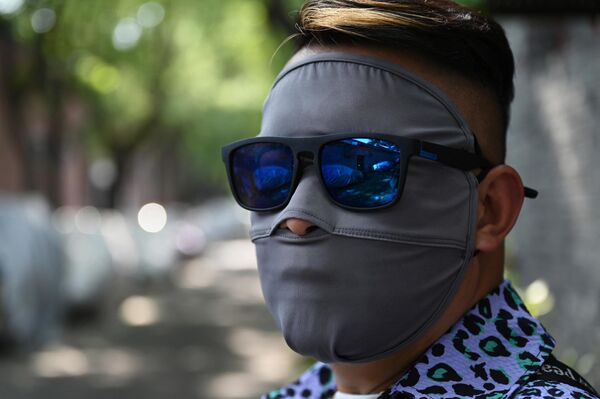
xmin=297 ymin=150 xmax=315 ymax=166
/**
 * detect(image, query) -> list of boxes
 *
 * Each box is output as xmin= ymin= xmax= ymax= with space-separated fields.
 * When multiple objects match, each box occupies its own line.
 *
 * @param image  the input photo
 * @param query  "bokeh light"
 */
xmin=112 ymin=17 xmax=142 ymax=51
xmin=0 ymin=0 xmax=23 ymax=15
xmin=137 ymin=2 xmax=165 ymax=28
xmin=75 ymin=54 xmax=121 ymax=94
xmin=31 ymin=8 xmax=56 ymax=33
xmin=137 ymin=203 xmax=168 ymax=233
xmin=119 ymin=295 xmax=160 ymax=326
xmin=89 ymin=158 xmax=118 ymax=190
xmin=75 ymin=206 xmax=102 ymax=235
xmin=524 ymin=279 xmax=555 ymax=317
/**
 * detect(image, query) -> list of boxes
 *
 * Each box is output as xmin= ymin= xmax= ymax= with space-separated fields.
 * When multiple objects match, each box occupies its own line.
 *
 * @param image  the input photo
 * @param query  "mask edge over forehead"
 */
xmin=252 ymin=49 xmax=482 ymax=249
xmin=264 ymin=50 xmax=476 ymax=152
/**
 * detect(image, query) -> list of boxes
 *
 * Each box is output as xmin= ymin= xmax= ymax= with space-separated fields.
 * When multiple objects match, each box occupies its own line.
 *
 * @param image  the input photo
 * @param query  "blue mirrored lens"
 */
xmin=231 ymin=143 xmax=293 ymax=209
xmin=320 ymin=138 xmax=402 ymax=208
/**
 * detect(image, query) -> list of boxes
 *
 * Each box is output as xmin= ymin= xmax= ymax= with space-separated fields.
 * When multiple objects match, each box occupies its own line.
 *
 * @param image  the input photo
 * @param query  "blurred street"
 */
xmin=0 ymin=1 xmax=598 ymax=396
xmin=0 ymin=239 xmax=303 ymax=399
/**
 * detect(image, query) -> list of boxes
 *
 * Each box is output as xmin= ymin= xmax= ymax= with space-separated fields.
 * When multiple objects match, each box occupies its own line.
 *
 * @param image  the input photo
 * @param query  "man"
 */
xmin=221 ymin=0 xmax=599 ymax=398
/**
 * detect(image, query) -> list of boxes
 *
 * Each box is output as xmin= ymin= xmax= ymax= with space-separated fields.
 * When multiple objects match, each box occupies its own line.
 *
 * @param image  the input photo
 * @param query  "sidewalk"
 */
xmin=0 ymin=239 xmax=303 ymax=399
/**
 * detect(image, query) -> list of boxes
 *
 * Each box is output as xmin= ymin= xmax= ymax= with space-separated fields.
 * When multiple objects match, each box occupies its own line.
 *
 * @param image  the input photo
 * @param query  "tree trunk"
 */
xmin=0 ymin=20 xmax=34 ymax=191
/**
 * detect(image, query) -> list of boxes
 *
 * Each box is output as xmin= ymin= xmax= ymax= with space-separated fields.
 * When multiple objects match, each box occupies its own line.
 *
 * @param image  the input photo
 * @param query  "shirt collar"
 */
xmin=386 ymin=279 xmax=556 ymax=398
xmin=263 ymin=279 xmax=556 ymax=399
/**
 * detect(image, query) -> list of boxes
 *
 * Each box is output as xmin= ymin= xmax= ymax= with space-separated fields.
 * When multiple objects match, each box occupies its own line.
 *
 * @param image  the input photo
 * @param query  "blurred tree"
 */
xmin=0 ymin=0 xmax=304 ymax=208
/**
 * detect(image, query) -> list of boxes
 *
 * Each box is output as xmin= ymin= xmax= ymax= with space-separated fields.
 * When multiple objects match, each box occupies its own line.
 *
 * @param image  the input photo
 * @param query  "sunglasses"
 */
xmin=222 ymin=133 xmax=538 ymax=212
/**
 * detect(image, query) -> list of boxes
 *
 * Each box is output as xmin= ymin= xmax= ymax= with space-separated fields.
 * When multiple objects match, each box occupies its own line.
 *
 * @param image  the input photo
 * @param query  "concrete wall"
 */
xmin=504 ymin=17 xmax=600 ymax=386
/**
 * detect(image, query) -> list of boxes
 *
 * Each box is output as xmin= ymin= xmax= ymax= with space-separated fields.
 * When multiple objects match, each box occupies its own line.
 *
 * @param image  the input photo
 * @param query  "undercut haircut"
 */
xmin=295 ymin=0 xmax=515 ymax=162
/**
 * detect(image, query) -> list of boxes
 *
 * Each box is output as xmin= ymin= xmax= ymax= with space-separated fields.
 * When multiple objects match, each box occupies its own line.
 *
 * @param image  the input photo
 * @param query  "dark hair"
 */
xmin=295 ymin=0 xmax=515 ymax=161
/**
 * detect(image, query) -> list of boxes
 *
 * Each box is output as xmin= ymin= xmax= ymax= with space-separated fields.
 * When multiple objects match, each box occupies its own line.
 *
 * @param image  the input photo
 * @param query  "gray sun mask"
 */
xmin=250 ymin=52 xmax=479 ymax=363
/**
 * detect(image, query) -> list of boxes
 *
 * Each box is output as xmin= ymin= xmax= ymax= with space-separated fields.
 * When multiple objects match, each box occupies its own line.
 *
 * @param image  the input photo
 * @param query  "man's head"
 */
xmin=224 ymin=0 xmax=529 ymax=367
xmin=283 ymin=0 xmax=525 ymax=264
xmin=294 ymin=0 xmax=515 ymax=165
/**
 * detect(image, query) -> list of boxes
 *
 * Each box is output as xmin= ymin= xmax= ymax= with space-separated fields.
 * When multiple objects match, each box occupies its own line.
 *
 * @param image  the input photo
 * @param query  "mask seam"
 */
xmin=249 ymin=225 xmax=466 ymax=245
xmin=332 ymin=227 xmax=465 ymax=249
xmin=255 ymin=208 xmax=468 ymax=247
xmin=250 ymin=225 xmax=467 ymax=248
xmin=251 ymin=229 xmax=467 ymax=250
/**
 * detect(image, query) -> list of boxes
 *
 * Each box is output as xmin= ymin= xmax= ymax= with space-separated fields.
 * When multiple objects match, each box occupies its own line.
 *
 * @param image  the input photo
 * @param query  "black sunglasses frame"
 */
xmin=222 ymin=133 xmax=538 ymax=212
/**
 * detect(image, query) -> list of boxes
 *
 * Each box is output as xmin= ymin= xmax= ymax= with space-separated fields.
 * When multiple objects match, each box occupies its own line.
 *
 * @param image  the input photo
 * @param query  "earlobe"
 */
xmin=474 ymin=165 xmax=525 ymax=253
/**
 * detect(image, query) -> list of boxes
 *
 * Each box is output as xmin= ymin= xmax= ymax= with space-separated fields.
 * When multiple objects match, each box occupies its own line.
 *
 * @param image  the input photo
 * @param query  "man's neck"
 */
xmin=330 ymin=334 xmax=438 ymax=394
xmin=330 ymin=253 xmax=503 ymax=394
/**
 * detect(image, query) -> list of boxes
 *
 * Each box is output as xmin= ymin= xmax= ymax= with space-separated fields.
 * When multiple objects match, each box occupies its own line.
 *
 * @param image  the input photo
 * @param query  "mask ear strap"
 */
xmin=473 ymin=138 xmax=484 ymax=258
xmin=472 ymin=135 xmax=493 ymax=183
xmin=476 ymin=168 xmax=491 ymax=183
xmin=475 ymin=168 xmax=492 ymax=183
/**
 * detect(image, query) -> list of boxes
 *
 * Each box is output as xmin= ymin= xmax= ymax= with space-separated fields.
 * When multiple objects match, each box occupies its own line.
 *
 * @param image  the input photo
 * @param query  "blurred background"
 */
xmin=0 ymin=0 xmax=597 ymax=398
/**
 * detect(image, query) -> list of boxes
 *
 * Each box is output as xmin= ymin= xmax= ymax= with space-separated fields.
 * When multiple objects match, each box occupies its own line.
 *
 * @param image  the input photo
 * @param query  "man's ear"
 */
xmin=475 ymin=165 xmax=525 ymax=253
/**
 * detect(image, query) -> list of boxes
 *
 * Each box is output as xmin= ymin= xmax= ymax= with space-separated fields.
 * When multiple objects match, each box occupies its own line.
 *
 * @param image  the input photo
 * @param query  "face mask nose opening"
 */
xmin=279 ymin=218 xmax=320 ymax=236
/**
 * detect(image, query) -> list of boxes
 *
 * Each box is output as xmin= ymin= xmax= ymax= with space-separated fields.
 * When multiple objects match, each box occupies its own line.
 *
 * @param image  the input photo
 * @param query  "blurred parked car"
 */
xmin=0 ymin=195 xmax=65 ymax=350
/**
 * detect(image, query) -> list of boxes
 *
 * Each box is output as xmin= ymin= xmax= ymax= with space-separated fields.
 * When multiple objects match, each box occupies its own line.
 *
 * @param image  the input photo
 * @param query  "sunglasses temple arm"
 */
xmin=419 ymin=141 xmax=492 ymax=170
xmin=420 ymin=142 xmax=539 ymax=200
xmin=524 ymin=187 xmax=538 ymax=199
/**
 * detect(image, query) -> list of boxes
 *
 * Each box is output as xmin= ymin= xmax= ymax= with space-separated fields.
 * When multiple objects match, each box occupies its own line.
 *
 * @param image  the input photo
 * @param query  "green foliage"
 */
xmin=1 ymin=0 xmax=299 ymax=193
